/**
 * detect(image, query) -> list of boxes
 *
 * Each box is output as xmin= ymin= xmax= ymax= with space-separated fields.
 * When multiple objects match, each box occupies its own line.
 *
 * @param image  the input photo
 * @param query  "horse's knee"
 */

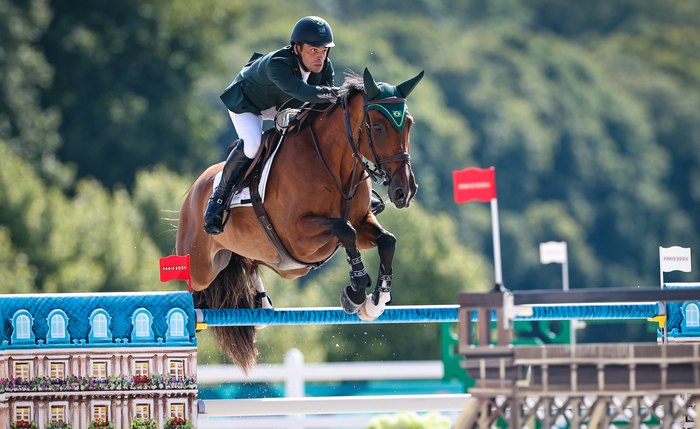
xmin=376 ymin=232 xmax=396 ymax=251
xmin=330 ymin=219 xmax=357 ymax=247
xmin=376 ymin=232 xmax=396 ymax=263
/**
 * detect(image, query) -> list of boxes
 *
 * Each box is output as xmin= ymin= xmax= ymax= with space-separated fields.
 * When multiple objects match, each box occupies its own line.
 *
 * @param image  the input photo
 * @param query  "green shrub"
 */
xmin=367 ymin=412 xmax=452 ymax=429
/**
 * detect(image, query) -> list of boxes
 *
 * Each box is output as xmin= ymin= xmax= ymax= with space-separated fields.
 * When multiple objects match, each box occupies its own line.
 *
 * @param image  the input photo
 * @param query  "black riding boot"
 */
xmin=203 ymin=140 xmax=253 ymax=235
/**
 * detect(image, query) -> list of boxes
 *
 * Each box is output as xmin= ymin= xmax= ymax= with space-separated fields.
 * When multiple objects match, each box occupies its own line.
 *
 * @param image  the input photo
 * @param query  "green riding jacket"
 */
xmin=220 ymin=45 xmax=335 ymax=114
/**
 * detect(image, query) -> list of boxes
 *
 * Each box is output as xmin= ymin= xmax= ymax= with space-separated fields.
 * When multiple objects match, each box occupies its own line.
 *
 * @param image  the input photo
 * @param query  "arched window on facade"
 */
xmin=47 ymin=309 xmax=70 ymax=344
xmin=130 ymin=308 xmax=154 ymax=342
xmin=165 ymin=308 xmax=188 ymax=342
xmin=16 ymin=315 xmax=31 ymax=339
xmin=89 ymin=309 xmax=113 ymax=343
xmin=11 ymin=310 xmax=35 ymax=344
xmin=686 ymin=303 xmax=700 ymax=327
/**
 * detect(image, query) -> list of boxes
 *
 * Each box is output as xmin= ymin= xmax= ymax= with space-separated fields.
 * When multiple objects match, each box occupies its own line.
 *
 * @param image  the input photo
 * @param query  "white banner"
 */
xmin=659 ymin=246 xmax=692 ymax=273
xmin=539 ymin=241 xmax=568 ymax=264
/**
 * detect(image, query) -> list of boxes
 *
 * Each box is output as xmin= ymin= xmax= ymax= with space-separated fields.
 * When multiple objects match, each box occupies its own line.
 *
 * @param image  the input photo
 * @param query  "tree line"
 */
xmin=2 ymin=0 xmax=699 ymax=359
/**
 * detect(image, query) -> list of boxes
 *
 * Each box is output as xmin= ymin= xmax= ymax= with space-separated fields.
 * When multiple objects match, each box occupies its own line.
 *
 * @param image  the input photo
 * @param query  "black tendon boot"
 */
xmin=203 ymin=140 xmax=253 ymax=235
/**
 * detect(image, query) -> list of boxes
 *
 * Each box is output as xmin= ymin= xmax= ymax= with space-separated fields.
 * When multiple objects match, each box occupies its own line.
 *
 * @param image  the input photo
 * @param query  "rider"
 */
xmin=203 ymin=16 xmax=339 ymax=235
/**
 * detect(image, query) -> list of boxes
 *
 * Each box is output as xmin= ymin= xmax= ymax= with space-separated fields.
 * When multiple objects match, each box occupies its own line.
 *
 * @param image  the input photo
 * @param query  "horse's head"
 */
xmin=359 ymin=68 xmax=423 ymax=209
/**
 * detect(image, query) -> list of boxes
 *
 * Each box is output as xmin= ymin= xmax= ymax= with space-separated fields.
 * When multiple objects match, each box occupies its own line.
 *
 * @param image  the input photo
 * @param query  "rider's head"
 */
xmin=290 ymin=16 xmax=334 ymax=73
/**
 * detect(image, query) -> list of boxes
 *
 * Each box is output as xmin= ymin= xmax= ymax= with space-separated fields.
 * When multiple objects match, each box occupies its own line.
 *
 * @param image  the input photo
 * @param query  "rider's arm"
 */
xmin=267 ymin=59 xmax=336 ymax=103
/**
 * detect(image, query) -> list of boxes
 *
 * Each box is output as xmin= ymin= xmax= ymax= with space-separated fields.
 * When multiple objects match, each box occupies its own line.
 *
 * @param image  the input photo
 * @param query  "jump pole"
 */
xmin=194 ymin=302 xmax=661 ymax=329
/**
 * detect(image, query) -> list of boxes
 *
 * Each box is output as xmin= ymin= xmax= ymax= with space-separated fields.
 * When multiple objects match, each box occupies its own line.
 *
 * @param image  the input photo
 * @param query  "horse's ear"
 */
xmin=363 ymin=68 xmax=381 ymax=100
xmin=397 ymin=70 xmax=424 ymax=98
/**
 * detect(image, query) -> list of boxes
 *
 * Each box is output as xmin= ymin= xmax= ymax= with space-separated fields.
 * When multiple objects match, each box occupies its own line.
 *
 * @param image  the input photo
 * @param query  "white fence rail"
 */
xmin=199 ymin=394 xmax=470 ymax=416
xmin=196 ymin=348 xmax=447 ymax=397
xmin=196 ymin=348 xmax=468 ymax=429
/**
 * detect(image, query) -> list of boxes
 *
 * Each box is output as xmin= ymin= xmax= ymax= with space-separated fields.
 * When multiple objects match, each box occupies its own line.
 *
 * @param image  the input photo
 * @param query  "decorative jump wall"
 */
xmin=3 ymin=285 xmax=700 ymax=428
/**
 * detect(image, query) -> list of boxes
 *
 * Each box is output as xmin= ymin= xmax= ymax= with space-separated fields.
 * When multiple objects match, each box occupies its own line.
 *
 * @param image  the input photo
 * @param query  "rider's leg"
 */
xmin=203 ymin=112 xmax=262 ymax=235
xmin=203 ymin=139 xmax=252 ymax=234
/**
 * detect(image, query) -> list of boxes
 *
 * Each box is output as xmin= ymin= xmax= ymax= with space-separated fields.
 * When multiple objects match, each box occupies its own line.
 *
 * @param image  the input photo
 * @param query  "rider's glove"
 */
xmin=317 ymin=86 xmax=339 ymax=104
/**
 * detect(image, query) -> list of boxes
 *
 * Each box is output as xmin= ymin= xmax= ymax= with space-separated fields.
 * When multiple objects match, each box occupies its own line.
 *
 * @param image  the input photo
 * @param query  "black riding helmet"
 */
xmin=290 ymin=16 xmax=335 ymax=47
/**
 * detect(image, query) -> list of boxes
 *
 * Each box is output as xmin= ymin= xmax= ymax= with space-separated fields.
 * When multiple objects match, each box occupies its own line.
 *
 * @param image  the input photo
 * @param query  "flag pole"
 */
xmin=659 ymin=246 xmax=664 ymax=289
xmin=659 ymin=246 xmax=667 ymax=343
xmin=490 ymin=198 xmax=504 ymax=291
xmin=561 ymin=245 xmax=575 ymax=345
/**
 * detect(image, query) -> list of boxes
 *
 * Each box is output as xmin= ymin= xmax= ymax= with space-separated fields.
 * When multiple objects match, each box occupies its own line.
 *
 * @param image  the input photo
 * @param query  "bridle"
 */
xmin=308 ymin=92 xmax=412 ymax=219
xmin=352 ymin=95 xmax=411 ymax=186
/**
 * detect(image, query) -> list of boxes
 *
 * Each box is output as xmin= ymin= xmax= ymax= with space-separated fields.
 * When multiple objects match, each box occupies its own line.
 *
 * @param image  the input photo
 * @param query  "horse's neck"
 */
xmin=320 ymin=95 xmax=366 ymax=175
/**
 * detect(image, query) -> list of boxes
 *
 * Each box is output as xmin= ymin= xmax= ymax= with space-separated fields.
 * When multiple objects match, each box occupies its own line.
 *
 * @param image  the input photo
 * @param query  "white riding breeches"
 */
xmin=229 ymin=106 xmax=277 ymax=159
xmin=229 ymin=111 xmax=262 ymax=159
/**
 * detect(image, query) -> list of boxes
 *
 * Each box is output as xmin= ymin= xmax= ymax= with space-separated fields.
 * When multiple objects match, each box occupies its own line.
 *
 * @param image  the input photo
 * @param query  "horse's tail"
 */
xmin=193 ymin=253 xmax=258 ymax=373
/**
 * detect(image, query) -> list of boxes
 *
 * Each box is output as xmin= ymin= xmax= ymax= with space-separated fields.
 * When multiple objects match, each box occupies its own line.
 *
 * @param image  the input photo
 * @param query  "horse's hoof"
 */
xmin=358 ymin=297 xmax=382 ymax=321
xmin=340 ymin=286 xmax=365 ymax=314
xmin=358 ymin=290 xmax=391 ymax=321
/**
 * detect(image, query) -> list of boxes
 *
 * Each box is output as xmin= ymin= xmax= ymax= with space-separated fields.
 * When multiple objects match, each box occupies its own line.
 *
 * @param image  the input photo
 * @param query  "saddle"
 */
xmin=238 ymin=105 xmax=319 ymax=189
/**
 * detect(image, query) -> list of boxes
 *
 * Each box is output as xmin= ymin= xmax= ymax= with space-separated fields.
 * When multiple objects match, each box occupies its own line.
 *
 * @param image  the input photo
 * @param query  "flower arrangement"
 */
xmin=0 ymin=377 xmax=37 ymax=392
xmin=10 ymin=421 xmax=39 ymax=429
xmin=88 ymin=418 xmax=114 ymax=429
xmin=46 ymin=421 xmax=72 ymax=429
xmin=129 ymin=419 xmax=156 ymax=429
xmin=0 ymin=374 xmax=196 ymax=393
xmin=163 ymin=417 xmax=193 ymax=429
xmin=133 ymin=375 xmax=151 ymax=385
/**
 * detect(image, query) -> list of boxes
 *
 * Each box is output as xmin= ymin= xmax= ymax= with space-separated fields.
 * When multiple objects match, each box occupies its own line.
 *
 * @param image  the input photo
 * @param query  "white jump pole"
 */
xmin=198 ymin=394 xmax=471 ymax=417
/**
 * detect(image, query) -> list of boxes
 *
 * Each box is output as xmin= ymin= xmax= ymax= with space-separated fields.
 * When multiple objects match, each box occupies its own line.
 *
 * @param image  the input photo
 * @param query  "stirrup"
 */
xmin=371 ymin=190 xmax=385 ymax=215
xmin=203 ymin=199 xmax=230 ymax=235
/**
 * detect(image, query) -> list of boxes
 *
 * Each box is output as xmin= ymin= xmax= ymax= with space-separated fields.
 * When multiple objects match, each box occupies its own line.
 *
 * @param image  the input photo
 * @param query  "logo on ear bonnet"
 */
xmin=368 ymin=102 xmax=408 ymax=131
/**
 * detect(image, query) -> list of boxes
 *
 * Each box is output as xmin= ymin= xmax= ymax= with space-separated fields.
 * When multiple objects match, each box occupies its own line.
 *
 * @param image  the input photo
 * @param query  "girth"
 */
xmin=248 ymin=132 xmax=339 ymax=271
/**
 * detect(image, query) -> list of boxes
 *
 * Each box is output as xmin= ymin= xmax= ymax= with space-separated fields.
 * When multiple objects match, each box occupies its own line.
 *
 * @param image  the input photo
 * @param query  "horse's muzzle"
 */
xmin=388 ymin=171 xmax=417 ymax=209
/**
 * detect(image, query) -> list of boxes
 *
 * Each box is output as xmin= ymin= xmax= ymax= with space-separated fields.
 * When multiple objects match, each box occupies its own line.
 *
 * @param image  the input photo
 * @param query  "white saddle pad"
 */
xmin=212 ymin=134 xmax=284 ymax=208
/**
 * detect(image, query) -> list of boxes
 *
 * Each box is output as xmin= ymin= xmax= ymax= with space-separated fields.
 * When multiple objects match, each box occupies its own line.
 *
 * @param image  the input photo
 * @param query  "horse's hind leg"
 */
xmin=251 ymin=270 xmax=273 ymax=309
xmin=251 ymin=269 xmax=273 ymax=330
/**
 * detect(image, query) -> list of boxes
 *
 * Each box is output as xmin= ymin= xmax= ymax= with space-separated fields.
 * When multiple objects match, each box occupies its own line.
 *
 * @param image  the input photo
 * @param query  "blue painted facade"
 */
xmin=0 ymin=291 xmax=197 ymax=349
xmin=0 ymin=291 xmax=198 ymax=428
xmin=659 ymin=283 xmax=700 ymax=340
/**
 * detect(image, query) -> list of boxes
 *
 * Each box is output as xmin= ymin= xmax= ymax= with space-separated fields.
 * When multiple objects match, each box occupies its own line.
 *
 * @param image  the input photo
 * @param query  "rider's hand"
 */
xmin=318 ymin=86 xmax=339 ymax=104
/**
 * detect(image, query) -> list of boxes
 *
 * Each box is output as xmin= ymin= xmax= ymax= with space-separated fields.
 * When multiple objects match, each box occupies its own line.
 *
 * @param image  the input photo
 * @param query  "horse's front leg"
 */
xmin=333 ymin=220 xmax=373 ymax=315
xmin=293 ymin=216 xmax=371 ymax=314
xmin=356 ymin=217 xmax=396 ymax=321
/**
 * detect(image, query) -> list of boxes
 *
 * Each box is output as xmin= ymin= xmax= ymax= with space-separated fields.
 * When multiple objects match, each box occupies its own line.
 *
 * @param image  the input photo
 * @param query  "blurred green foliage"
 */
xmin=367 ymin=412 xmax=451 ymax=429
xmin=2 ymin=0 xmax=700 ymax=362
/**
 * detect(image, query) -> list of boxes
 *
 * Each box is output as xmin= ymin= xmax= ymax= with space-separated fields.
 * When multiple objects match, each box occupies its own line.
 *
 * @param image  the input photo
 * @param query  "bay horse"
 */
xmin=176 ymin=68 xmax=423 ymax=370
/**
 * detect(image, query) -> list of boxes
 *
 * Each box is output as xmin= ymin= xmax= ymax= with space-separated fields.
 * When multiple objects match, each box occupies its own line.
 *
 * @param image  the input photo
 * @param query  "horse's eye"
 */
xmin=372 ymin=124 xmax=384 ymax=134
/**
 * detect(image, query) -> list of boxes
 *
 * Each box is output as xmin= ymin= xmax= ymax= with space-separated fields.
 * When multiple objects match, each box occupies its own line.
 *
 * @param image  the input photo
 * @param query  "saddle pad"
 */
xmin=212 ymin=133 xmax=284 ymax=208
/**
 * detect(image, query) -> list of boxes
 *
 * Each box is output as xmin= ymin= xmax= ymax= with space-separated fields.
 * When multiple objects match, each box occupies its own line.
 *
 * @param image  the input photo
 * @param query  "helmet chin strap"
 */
xmin=293 ymin=43 xmax=330 ymax=73
xmin=293 ymin=44 xmax=310 ymax=72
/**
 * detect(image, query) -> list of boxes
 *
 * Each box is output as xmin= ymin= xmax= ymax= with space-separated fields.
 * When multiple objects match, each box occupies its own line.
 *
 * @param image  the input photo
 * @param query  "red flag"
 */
xmin=159 ymin=254 xmax=192 ymax=292
xmin=453 ymin=167 xmax=497 ymax=203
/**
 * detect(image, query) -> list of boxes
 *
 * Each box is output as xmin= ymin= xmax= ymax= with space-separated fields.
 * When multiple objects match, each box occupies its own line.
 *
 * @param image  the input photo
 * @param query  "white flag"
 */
xmin=540 ymin=241 xmax=568 ymax=264
xmin=659 ymin=246 xmax=692 ymax=273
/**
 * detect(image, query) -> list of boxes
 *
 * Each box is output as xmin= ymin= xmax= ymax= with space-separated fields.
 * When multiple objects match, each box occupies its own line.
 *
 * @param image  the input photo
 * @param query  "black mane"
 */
xmin=338 ymin=69 xmax=364 ymax=99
